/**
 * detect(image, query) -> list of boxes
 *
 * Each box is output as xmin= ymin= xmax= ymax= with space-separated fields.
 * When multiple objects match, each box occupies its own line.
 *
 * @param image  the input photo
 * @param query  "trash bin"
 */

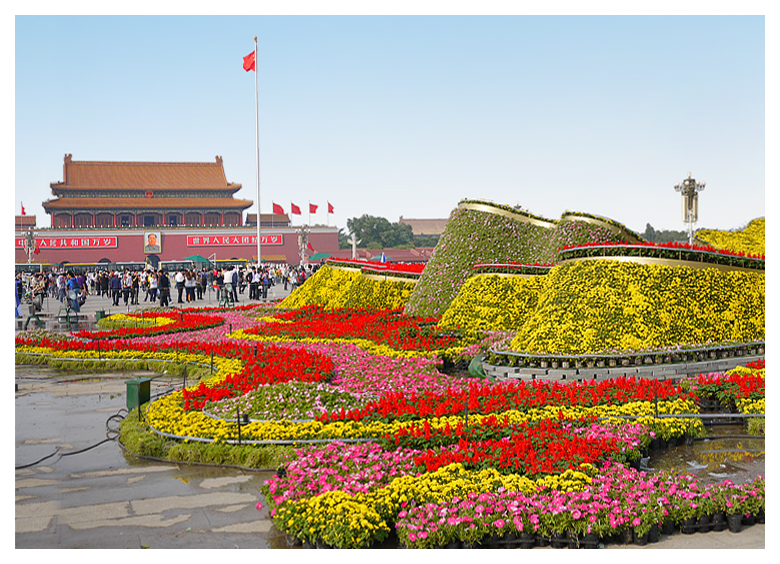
xmin=95 ymin=310 xmax=106 ymax=322
xmin=126 ymin=377 xmax=152 ymax=411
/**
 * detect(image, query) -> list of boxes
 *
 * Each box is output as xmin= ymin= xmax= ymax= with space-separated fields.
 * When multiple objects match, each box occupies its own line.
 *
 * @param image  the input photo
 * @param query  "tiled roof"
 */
xmin=15 ymin=215 xmax=37 ymax=227
xmin=398 ymin=217 xmax=449 ymax=235
xmin=53 ymin=154 xmax=240 ymax=191
xmin=43 ymin=197 xmax=253 ymax=211
xmin=245 ymin=213 xmax=291 ymax=224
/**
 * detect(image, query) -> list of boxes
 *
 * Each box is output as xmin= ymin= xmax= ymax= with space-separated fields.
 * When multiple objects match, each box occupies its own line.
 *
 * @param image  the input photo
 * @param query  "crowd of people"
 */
xmin=15 ymin=262 xmax=318 ymax=315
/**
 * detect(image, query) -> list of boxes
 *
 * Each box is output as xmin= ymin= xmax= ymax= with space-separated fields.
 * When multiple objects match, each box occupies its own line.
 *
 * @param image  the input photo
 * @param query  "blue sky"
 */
xmin=13 ymin=11 xmax=769 ymax=236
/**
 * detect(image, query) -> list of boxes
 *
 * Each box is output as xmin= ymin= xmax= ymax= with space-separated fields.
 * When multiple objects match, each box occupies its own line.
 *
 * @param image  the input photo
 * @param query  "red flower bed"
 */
xmin=182 ymin=344 xmax=335 ymax=410
xmin=71 ymin=311 xmax=223 ymax=340
xmin=385 ymin=418 xmax=617 ymax=476
xmin=15 ymin=334 xmax=334 ymax=411
xmin=247 ymin=305 xmax=457 ymax=352
xmin=319 ymin=377 xmax=694 ymax=424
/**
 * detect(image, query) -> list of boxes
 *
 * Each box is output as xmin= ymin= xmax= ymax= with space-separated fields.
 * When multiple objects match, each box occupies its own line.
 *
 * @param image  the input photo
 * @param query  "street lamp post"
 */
xmin=674 ymin=173 xmax=705 ymax=244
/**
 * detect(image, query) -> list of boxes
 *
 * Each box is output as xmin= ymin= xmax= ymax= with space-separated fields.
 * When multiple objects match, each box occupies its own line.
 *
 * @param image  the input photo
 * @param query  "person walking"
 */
xmin=184 ymin=270 xmax=196 ymax=303
xmin=66 ymin=271 xmax=82 ymax=313
xmin=122 ymin=271 xmax=132 ymax=306
xmin=158 ymin=270 xmax=170 ymax=307
xmin=110 ymin=272 xmax=122 ymax=306
xmin=131 ymin=271 xmax=140 ymax=305
xmin=149 ymin=272 xmax=158 ymax=303
xmin=175 ymin=269 xmax=185 ymax=303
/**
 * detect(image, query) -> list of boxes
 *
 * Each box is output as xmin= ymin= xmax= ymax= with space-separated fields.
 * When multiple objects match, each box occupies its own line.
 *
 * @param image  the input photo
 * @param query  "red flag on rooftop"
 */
xmin=243 ymin=51 xmax=256 ymax=72
xmin=290 ymin=202 xmax=301 ymax=215
xmin=272 ymin=202 xmax=284 ymax=215
xmin=21 ymin=203 xmax=26 ymax=215
xmin=309 ymin=203 xmax=318 ymax=213
xmin=328 ymin=202 xmax=334 ymax=214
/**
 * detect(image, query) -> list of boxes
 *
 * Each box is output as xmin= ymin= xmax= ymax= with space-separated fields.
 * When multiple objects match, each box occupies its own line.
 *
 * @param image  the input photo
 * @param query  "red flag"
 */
xmin=290 ymin=202 xmax=301 ymax=215
xmin=243 ymin=51 xmax=256 ymax=72
xmin=328 ymin=202 xmax=334 ymax=214
xmin=21 ymin=204 xmax=26 ymax=215
xmin=307 ymin=241 xmax=315 ymax=251
xmin=272 ymin=202 xmax=284 ymax=215
xmin=309 ymin=203 xmax=318 ymax=214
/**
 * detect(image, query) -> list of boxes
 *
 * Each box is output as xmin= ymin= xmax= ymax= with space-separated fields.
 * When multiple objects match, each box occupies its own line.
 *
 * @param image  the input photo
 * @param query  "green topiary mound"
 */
xmin=404 ymin=202 xmax=625 ymax=318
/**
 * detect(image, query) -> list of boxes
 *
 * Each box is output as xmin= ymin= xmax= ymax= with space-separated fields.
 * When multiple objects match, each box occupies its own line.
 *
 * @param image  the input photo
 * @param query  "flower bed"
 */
xmin=558 ymin=240 xmax=765 ymax=270
xmin=279 ymin=264 xmax=416 ymax=311
xmin=405 ymin=206 xmax=627 ymax=318
xmin=508 ymin=260 xmax=764 ymax=354
xmin=14 ymin=252 xmax=766 ymax=550
xmin=74 ymin=311 xmax=223 ymax=340
xmin=244 ymin=305 xmax=458 ymax=354
xmin=696 ymin=217 xmax=765 ymax=257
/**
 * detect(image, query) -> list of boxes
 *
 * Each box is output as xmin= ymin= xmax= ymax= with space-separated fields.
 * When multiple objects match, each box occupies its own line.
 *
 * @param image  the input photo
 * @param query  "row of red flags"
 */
xmin=273 ymin=202 xmax=334 ymax=216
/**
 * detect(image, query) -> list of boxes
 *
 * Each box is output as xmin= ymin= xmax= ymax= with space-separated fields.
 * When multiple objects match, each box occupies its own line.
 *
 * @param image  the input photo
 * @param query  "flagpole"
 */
xmin=254 ymin=36 xmax=261 ymax=265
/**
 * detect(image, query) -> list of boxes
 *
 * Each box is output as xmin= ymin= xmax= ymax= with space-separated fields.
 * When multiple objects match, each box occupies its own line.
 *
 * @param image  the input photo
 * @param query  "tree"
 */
xmin=345 ymin=215 xmax=414 ymax=249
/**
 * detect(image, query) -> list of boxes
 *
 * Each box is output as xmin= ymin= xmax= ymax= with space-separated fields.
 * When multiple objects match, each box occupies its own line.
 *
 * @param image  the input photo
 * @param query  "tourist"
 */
xmin=149 ymin=272 xmax=158 ymax=302
xmin=122 ymin=271 xmax=132 ymax=306
xmin=158 ymin=270 xmax=170 ymax=307
xmin=184 ymin=270 xmax=197 ymax=303
xmin=110 ymin=271 xmax=122 ymax=306
xmin=131 ymin=271 xmax=140 ymax=305
xmin=175 ymin=269 xmax=185 ymax=303
xmin=66 ymin=271 xmax=81 ymax=313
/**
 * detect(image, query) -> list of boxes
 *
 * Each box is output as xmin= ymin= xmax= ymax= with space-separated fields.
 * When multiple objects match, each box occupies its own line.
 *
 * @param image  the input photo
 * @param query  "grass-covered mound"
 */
xmin=279 ymin=264 xmax=415 ymax=311
xmin=508 ymin=260 xmax=765 ymax=354
xmin=439 ymin=274 xmax=546 ymax=341
xmin=697 ymin=217 xmax=765 ymax=257
xmin=404 ymin=202 xmax=626 ymax=318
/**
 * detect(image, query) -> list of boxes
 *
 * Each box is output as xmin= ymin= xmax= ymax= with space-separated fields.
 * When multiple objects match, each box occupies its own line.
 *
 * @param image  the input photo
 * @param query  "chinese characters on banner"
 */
xmin=14 ymin=237 xmax=118 ymax=249
xmin=186 ymin=234 xmax=283 ymax=246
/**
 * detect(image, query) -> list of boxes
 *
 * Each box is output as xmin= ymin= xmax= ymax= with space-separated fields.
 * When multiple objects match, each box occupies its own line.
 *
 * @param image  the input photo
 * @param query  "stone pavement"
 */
xmin=15 ymin=367 xmax=286 ymax=549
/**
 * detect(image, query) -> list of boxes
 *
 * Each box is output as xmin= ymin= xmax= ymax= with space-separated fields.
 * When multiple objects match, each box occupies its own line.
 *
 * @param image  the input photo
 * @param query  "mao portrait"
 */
xmin=144 ymin=231 xmax=161 ymax=254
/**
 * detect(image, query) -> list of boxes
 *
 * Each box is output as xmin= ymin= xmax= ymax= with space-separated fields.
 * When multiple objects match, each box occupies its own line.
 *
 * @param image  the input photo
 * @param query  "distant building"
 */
xmin=16 ymin=154 xmax=339 ymax=266
xmin=398 ymin=216 xmax=448 ymax=236
xmin=42 ymin=154 xmax=252 ymax=228
xmin=245 ymin=213 xmax=291 ymax=227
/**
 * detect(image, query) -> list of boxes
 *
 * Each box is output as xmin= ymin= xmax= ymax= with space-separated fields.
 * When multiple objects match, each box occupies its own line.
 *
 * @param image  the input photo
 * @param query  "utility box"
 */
xmin=95 ymin=310 xmax=106 ymax=322
xmin=126 ymin=377 xmax=152 ymax=411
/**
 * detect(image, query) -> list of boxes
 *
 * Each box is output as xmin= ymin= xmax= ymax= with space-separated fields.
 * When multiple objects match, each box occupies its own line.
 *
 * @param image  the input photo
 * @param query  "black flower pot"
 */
xmin=727 ymin=513 xmax=742 ymax=533
xmin=757 ymin=509 xmax=765 ymax=524
xmin=648 ymin=523 xmax=660 ymax=543
xmin=551 ymin=532 xmax=568 ymax=549
xmin=667 ymin=436 xmax=679 ymax=448
xmin=518 ymin=532 xmax=535 ymax=549
xmin=581 ymin=533 xmax=599 ymax=549
xmin=743 ymin=514 xmax=756 ymax=526
xmin=617 ymin=527 xmax=633 ymax=545
xmin=697 ymin=514 xmax=712 ymax=533
xmin=633 ymin=530 xmax=649 ymax=546
xmin=712 ymin=512 xmax=727 ymax=532
xmin=445 ymin=541 xmax=462 ymax=549
xmin=681 ymin=517 xmax=696 ymax=535
xmin=662 ymin=519 xmax=676 ymax=535
xmin=315 ymin=538 xmax=334 ymax=549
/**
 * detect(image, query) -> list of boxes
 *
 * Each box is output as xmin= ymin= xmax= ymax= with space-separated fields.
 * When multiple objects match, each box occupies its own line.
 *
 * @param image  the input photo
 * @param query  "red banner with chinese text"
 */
xmin=186 ymin=234 xmax=283 ymax=246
